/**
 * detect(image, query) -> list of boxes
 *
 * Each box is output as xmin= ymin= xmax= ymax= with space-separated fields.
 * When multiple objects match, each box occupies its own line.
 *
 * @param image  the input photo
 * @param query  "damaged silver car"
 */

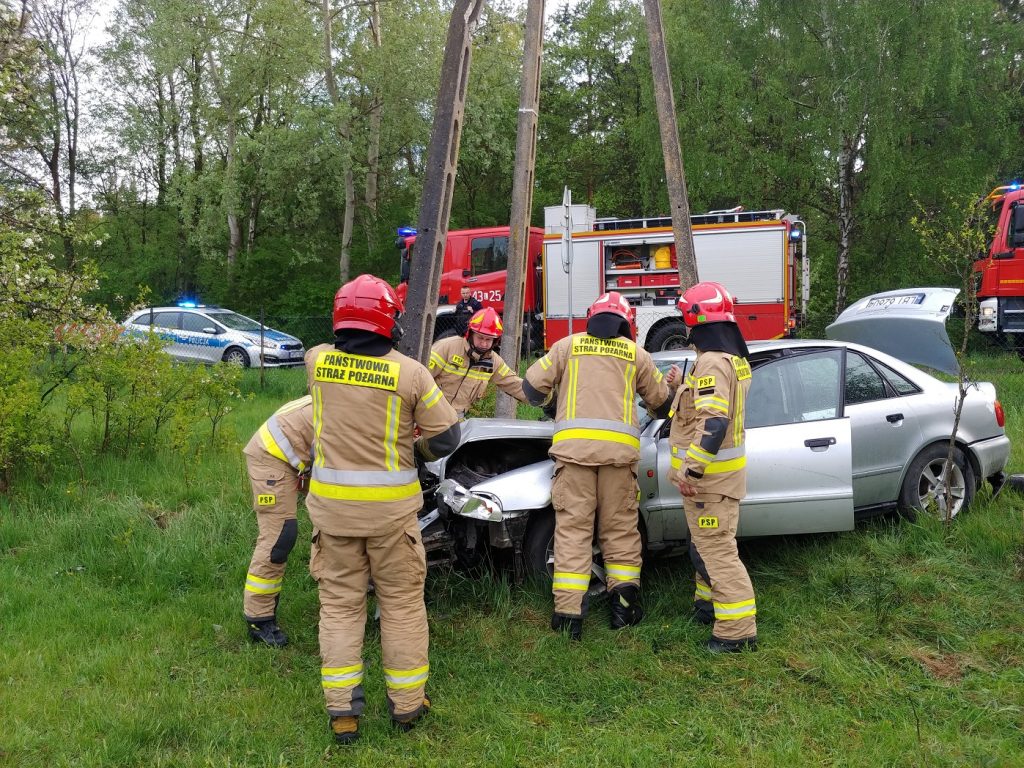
xmin=416 ymin=288 xmax=1011 ymax=583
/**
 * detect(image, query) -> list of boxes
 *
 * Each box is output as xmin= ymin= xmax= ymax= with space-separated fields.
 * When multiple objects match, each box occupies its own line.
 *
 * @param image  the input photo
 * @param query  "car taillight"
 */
xmin=994 ymin=399 xmax=1005 ymax=428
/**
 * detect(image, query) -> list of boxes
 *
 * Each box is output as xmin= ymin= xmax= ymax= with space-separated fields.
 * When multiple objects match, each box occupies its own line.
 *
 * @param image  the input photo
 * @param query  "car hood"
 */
xmin=241 ymin=329 xmax=300 ymax=344
xmin=825 ymin=287 xmax=960 ymax=375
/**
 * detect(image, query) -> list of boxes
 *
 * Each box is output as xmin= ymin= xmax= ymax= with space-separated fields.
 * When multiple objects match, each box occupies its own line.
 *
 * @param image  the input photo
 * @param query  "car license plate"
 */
xmin=863 ymin=293 xmax=924 ymax=311
xmin=290 ymin=350 xmax=304 ymax=359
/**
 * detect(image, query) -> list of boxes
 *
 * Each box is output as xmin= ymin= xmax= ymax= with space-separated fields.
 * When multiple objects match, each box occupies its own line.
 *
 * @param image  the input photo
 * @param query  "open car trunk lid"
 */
xmin=825 ymin=287 xmax=960 ymax=375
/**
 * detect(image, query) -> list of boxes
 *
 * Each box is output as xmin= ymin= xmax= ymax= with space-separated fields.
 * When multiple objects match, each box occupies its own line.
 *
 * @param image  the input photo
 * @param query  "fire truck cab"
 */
xmin=542 ymin=203 xmax=808 ymax=351
xmin=975 ymin=184 xmax=1024 ymax=344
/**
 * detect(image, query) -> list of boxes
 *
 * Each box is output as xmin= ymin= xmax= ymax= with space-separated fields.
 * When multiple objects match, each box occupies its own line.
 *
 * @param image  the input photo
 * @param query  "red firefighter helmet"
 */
xmin=332 ymin=274 xmax=404 ymax=337
xmin=678 ymin=281 xmax=737 ymax=326
xmin=466 ymin=307 xmax=503 ymax=339
xmin=587 ymin=291 xmax=636 ymax=339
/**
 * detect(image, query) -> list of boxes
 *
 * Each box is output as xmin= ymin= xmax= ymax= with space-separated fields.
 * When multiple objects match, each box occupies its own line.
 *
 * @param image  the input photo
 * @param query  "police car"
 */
xmin=122 ymin=304 xmax=305 ymax=367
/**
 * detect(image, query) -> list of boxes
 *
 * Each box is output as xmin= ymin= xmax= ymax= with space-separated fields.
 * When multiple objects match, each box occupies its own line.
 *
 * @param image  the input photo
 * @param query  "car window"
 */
xmin=181 ymin=312 xmax=214 ymax=333
xmin=132 ymin=313 xmax=152 ymax=326
xmin=151 ymin=312 xmax=180 ymax=330
xmin=746 ymin=349 xmax=842 ymax=428
xmin=471 ymin=236 xmax=509 ymax=275
xmin=873 ymin=359 xmax=920 ymax=395
xmin=845 ymin=352 xmax=888 ymax=404
xmin=208 ymin=311 xmax=262 ymax=332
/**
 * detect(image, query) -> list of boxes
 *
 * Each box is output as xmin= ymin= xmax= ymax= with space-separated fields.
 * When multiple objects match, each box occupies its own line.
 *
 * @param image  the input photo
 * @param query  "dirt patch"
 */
xmin=911 ymin=649 xmax=963 ymax=682
xmin=141 ymin=501 xmax=179 ymax=530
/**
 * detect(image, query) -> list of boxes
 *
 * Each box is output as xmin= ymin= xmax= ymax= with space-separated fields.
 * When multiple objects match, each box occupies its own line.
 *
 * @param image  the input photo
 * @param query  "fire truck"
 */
xmin=541 ymin=203 xmax=808 ymax=349
xmin=975 ymin=183 xmax=1024 ymax=346
xmin=396 ymin=201 xmax=808 ymax=351
xmin=395 ymin=225 xmax=546 ymax=345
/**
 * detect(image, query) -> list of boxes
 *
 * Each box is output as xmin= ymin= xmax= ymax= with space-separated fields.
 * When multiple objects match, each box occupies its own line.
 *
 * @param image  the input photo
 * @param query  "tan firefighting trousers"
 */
xmin=243 ymin=455 xmax=299 ymax=621
xmin=550 ymin=461 xmax=642 ymax=616
xmin=683 ymin=494 xmax=757 ymax=641
xmin=310 ymin=518 xmax=429 ymax=719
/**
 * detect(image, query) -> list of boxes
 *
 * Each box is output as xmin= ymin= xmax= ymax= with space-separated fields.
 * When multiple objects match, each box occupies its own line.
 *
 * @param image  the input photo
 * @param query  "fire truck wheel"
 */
xmin=645 ymin=321 xmax=690 ymax=352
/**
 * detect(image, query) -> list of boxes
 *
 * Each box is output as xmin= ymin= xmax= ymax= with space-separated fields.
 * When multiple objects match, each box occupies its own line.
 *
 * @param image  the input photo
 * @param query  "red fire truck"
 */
xmin=396 ymin=201 xmax=808 ymax=351
xmin=541 ymin=203 xmax=808 ymax=350
xmin=395 ymin=225 xmax=546 ymax=344
xmin=975 ymin=183 xmax=1024 ymax=346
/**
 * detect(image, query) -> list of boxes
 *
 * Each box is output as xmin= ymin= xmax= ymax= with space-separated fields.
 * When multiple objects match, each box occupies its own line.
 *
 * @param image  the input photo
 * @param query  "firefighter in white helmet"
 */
xmin=522 ymin=292 xmax=677 ymax=640
xmin=305 ymin=274 xmax=460 ymax=744
xmin=666 ymin=281 xmax=757 ymax=653
xmin=428 ymin=307 xmax=527 ymax=418
xmin=241 ymin=396 xmax=313 ymax=647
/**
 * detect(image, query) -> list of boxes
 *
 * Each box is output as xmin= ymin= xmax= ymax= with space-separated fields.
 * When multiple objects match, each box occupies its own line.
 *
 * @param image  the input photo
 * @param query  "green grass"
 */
xmin=2 ymin=361 xmax=1023 ymax=766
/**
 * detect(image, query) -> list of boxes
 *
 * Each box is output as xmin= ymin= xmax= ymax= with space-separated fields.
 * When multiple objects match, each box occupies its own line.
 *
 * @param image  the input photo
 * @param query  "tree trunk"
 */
xmin=321 ymin=0 xmax=354 ymax=282
xmin=156 ymin=74 xmax=167 ymax=204
xmin=834 ymin=134 xmax=856 ymax=316
xmin=225 ymin=118 xmax=241 ymax=268
xmin=364 ymin=0 xmax=382 ymax=219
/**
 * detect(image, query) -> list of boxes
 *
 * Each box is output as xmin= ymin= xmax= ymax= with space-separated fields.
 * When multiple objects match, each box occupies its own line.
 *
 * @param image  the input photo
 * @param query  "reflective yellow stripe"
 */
xmin=383 ymin=395 xmax=399 ymax=471
xmin=653 ymin=368 xmax=664 ymax=383
xmin=605 ymin=562 xmax=641 ymax=579
xmin=259 ymin=424 xmax=289 ymax=465
xmin=623 ymin=363 xmax=636 ymax=425
xmin=245 ymin=573 xmax=283 ymax=594
xmin=735 ymin=375 xmax=744 ymax=444
xmin=309 ymin=478 xmax=421 ymax=501
xmin=694 ymin=396 xmax=729 ymax=413
xmin=552 ymin=428 xmax=640 ymax=449
xmin=275 ymin=396 xmax=311 ymax=416
xmin=422 ymin=385 xmax=444 ymax=409
xmin=552 ymin=571 xmax=590 ymax=591
xmin=687 ymin=444 xmax=715 ymax=465
xmin=566 ymin=359 xmax=579 ymax=419
xmin=713 ymin=599 xmax=757 ymax=620
xmin=498 ymin=364 xmax=512 ymax=376
xmin=671 ymin=455 xmax=746 ymax=474
xmin=312 ymin=387 xmax=325 ymax=468
xmin=539 ymin=355 xmax=552 ymax=370
xmin=384 ymin=664 xmax=429 ymax=689
xmin=322 ymin=663 xmax=364 ymax=688
xmin=695 ymin=583 xmax=712 ymax=599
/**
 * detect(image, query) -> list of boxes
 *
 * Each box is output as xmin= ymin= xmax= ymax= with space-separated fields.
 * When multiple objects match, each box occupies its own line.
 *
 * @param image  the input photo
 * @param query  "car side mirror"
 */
xmin=202 ymin=327 xmax=218 ymax=335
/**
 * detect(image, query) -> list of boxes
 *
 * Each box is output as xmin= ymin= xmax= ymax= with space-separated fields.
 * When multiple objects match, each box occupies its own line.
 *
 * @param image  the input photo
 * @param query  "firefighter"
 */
xmin=305 ymin=274 xmax=460 ymax=744
xmin=666 ymin=281 xmax=757 ymax=653
xmin=428 ymin=307 xmax=527 ymax=418
xmin=241 ymin=395 xmax=313 ymax=647
xmin=522 ymin=292 xmax=677 ymax=640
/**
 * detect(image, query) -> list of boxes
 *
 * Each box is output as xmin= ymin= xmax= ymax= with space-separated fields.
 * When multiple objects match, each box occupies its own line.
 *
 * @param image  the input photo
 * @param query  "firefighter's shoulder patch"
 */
xmin=732 ymin=356 xmax=752 ymax=380
xmin=696 ymin=375 xmax=716 ymax=389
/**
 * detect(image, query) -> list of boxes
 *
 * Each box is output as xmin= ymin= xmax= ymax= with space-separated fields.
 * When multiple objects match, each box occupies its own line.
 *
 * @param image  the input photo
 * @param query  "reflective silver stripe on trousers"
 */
xmin=266 ymin=415 xmax=304 ymax=470
xmin=553 ymin=418 xmax=641 ymax=438
xmin=311 ymin=467 xmax=419 ymax=486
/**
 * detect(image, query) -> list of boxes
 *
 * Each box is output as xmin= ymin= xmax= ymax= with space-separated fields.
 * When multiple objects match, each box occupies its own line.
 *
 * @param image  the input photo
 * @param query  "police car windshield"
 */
xmin=207 ymin=311 xmax=263 ymax=332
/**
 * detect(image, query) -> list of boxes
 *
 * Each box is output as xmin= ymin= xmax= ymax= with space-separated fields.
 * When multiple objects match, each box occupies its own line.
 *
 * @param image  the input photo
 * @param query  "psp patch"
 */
xmin=257 ymin=494 xmax=277 ymax=506
xmin=698 ymin=516 xmax=719 ymax=529
xmin=696 ymin=375 xmax=716 ymax=389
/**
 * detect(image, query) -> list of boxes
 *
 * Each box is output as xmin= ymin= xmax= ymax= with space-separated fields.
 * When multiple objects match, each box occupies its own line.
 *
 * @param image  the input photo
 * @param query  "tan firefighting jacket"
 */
xmin=243 ymin=395 xmax=314 ymax=472
xmin=667 ymin=350 xmax=751 ymax=498
xmin=428 ymin=336 xmax=526 ymax=416
xmin=525 ymin=333 xmax=670 ymax=466
xmin=304 ymin=343 xmax=459 ymax=537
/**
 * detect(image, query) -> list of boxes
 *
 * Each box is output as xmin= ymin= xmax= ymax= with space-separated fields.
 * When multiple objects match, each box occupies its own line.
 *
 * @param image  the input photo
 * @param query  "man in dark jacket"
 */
xmin=452 ymin=283 xmax=483 ymax=336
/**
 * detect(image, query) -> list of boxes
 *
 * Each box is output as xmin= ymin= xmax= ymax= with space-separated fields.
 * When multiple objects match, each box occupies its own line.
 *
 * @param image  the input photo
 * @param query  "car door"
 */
xmin=148 ymin=311 xmax=186 ymax=361
xmin=740 ymin=349 xmax=854 ymax=536
xmin=843 ymin=350 xmax=924 ymax=508
xmin=179 ymin=311 xmax=222 ymax=363
xmin=650 ymin=348 xmax=854 ymax=540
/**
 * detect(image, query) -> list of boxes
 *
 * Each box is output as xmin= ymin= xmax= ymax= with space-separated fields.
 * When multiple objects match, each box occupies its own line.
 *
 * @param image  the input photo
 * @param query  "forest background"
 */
xmin=4 ymin=0 xmax=1024 ymax=332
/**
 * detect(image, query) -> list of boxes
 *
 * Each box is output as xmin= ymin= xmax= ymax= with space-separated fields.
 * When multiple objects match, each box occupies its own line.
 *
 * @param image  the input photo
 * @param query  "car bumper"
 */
xmin=258 ymin=351 xmax=306 ymax=367
xmin=969 ymin=434 xmax=1011 ymax=481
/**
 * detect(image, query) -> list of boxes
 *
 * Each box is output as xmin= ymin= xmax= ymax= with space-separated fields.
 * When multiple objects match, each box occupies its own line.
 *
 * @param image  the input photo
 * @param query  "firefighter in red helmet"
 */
xmin=522 ymin=291 xmax=678 ymax=639
xmin=305 ymin=274 xmax=460 ymax=743
xmin=428 ymin=306 xmax=527 ymax=418
xmin=666 ymin=281 xmax=757 ymax=653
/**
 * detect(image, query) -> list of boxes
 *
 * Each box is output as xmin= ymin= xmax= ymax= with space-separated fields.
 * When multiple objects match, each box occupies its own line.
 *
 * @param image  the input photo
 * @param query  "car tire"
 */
xmin=222 ymin=346 xmax=250 ymax=367
xmin=898 ymin=443 xmax=976 ymax=522
xmin=645 ymin=321 xmax=689 ymax=352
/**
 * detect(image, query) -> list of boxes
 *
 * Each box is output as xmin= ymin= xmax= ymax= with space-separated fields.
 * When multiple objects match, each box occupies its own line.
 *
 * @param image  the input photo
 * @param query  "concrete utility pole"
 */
xmin=398 ymin=0 xmax=486 ymax=363
xmin=642 ymin=0 xmax=698 ymax=290
xmin=495 ymin=0 xmax=545 ymax=419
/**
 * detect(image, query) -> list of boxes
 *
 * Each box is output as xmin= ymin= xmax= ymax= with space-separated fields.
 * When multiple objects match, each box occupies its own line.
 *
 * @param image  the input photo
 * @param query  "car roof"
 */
xmin=130 ymin=306 xmax=229 ymax=314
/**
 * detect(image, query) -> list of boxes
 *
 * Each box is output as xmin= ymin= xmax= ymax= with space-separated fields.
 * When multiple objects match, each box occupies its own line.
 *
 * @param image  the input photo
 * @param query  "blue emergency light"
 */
xmin=178 ymin=301 xmax=197 ymax=308
xmin=397 ymin=227 xmax=417 ymax=237
xmin=1010 ymin=182 xmax=1021 ymax=191
xmin=789 ymin=228 xmax=803 ymax=241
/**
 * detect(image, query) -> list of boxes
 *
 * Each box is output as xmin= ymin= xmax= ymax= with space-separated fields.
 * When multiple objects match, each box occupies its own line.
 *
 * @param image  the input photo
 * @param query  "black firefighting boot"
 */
xmin=246 ymin=617 xmax=288 ymax=648
xmin=608 ymin=584 xmax=644 ymax=629
xmin=550 ymin=612 xmax=584 ymax=641
xmin=392 ymin=695 xmax=431 ymax=732
xmin=329 ymin=715 xmax=360 ymax=744
xmin=693 ymin=600 xmax=714 ymax=626
xmin=707 ymin=635 xmax=758 ymax=654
